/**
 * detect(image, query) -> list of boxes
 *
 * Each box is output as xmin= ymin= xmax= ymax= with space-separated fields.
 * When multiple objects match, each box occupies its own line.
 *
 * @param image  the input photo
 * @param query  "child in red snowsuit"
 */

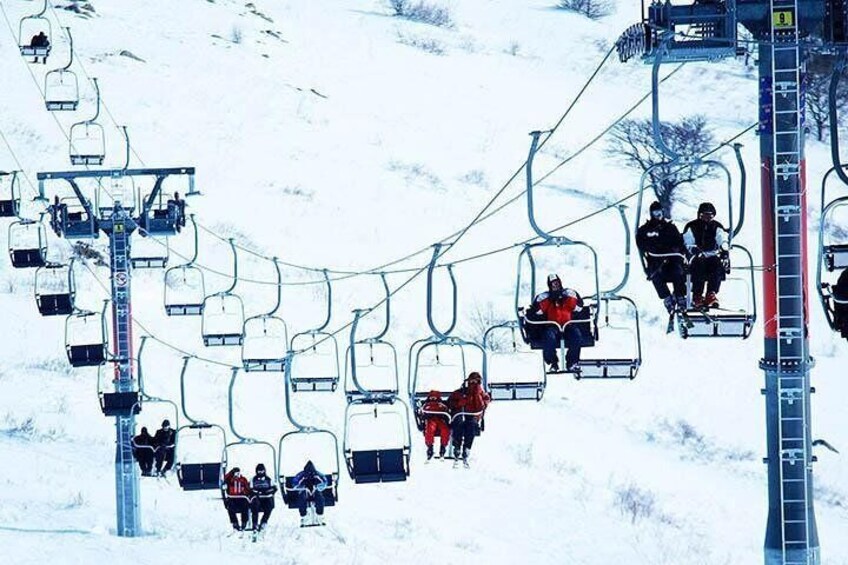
xmin=420 ymin=390 xmax=451 ymax=460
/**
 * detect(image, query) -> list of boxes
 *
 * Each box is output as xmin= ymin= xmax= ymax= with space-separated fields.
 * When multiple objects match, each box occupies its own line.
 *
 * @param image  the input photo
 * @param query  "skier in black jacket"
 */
xmin=153 ymin=420 xmax=176 ymax=476
xmin=682 ymin=202 xmax=729 ymax=308
xmin=132 ymin=427 xmax=155 ymax=476
xmin=250 ymin=463 xmax=277 ymax=531
xmin=636 ymin=201 xmax=687 ymax=313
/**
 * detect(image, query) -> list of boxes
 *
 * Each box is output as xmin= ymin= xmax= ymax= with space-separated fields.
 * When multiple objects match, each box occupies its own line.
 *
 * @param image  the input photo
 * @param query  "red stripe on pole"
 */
xmin=761 ymin=158 xmax=777 ymax=339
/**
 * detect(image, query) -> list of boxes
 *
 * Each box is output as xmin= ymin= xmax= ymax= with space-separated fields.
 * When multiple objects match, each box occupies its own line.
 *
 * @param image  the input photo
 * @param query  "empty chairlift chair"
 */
xmin=201 ymin=239 xmax=245 ymax=346
xmin=344 ymin=311 xmax=411 ymax=484
xmin=0 ymin=171 xmax=21 ymax=218
xmin=483 ymin=321 xmax=545 ymax=401
xmin=817 ymin=165 xmax=848 ymax=333
xmin=289 ymin=270 xmax=340 ymax=392
xmin=343 ymin=274 xmax=399 ymax=400
xmin=164 ymin=214 xmax=205 ymax=315
xmin=242 ymin=258 xmax=288 ymax=372
xmin=573 ymin=295 xmax=643 ymax=379
xmin=44 ymin=27 xmax=79 ymax=111
xmin=175 ymin=357 xmax=228 ymax=491
xmin=97 ymin=365 xmax=139 ymax=417
xmin=344 ymin=397 xmax=411 ymax=484
xmin=17 ymin=0 xmax=52 ymax=61
xmin=69 ymin=79 xmax=106 ymax=166
xmin=34 ymin=261 xmax=76 ymax=316
xmin=8 ymin=219 xmax=48 ymax=268
xmin=65 ymin=304 xmax=108 ymax=367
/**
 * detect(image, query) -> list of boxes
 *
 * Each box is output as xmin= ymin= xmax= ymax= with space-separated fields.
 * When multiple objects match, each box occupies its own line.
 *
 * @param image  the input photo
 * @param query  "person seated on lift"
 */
xmin=831 ymin=268 xmax=848 ymax=339
xmin=683 ymin=202 xmax=729 ymax=309
xmin=636 ymin=201 xmax=687 ymax=314
xmin=250 ymin=463 xmax=277 ymax=532
xmin=131 ymin=426 xmax=155 ymax=477
xmin=223 ymin=467 xmax=253 ymax=532
xmin=293 ymin=461 xmax=328 ymax=527
xmin=420 ymin=390 xmax=451 ymax=461
xmin=29 ymin=31 xmax=49 ymax=63
xmin=525 ymin=274 xmax=585 ymax=373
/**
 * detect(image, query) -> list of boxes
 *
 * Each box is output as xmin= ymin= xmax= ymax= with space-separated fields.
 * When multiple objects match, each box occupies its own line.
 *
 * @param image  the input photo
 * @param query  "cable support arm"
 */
xmin=426 ymin=244 xmax=457 ymax=339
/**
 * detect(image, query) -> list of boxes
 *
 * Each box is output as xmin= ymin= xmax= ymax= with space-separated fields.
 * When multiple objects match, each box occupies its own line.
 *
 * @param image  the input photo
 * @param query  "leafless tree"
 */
xmin=605 ymin=116 xmax=715 ymax=215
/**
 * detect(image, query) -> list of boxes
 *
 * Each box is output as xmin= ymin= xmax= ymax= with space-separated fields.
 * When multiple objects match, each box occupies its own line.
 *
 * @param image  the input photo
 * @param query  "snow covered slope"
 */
xmin=0 ymin=1 xmax=846 ymax=564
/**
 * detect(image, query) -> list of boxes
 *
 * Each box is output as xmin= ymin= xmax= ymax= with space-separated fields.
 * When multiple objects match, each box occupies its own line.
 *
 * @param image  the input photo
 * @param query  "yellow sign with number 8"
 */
xmin=773 ymin=10 xmax=794 ymax=28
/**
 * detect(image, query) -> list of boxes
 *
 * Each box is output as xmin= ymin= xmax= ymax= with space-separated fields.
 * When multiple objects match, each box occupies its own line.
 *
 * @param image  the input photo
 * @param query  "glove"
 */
xmin=701 ymin=250 xmax=718 ymax=258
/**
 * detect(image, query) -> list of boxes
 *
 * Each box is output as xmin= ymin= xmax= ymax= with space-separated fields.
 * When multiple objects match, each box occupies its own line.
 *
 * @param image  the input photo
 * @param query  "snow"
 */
xmin=0 ymin=0 xmax=846 ymax=564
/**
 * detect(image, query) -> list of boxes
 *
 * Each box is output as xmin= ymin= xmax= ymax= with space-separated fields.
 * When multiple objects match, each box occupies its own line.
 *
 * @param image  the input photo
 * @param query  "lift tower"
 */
xmin=38 ymin=148 xmax=193 ymax=537
xmin=617 ymin=1 xmax=847 ymax=563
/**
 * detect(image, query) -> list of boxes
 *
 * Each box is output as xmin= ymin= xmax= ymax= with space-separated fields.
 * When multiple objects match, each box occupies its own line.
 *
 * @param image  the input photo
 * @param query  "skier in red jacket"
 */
xmin=420 ymin=390 xmax=451 ymax=460
xmin=525 ymin=274 xmax=584 ymax=373
xmin=223 ymin=467 xmax=253 ymax=531
xmin=447 ymin=372 xmax=490 ymax=468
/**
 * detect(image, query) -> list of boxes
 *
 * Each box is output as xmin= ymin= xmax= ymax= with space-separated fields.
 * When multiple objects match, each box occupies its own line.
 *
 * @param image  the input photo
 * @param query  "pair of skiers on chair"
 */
xmin=420 ymin=372 xmax=490 ymax=465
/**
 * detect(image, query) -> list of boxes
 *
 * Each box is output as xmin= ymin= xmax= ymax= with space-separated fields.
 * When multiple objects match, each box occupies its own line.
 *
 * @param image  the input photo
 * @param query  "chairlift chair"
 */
xmin=164 ymin=214 xmax=204 ymax=315
xmin=482 ymin=321 xmax=545 ymax=401
xmin=176 ymin=423 xmax=227 ymax=491
xmin=49 ymin=196 xmax=99 ymax=239
xmin=408 ymin=247 xmax=487 ymax=420
xmin=44 ymin=28 xmax=79 ymax=111
xmin=0 ymin=171 xmax=21 ymax=217
xmin=816 ymin=163 xmax=848 ymax=331
xmin=344 ymin=397 xmax=411 ymax=484
xmin=65 ymin=304 xmax=108 ymax=367
xmin=343 ymin=274 xmax=399 ymax=400
xmin=97 ymin=365 xmax=139 ymax=417
xmin=242 ymin=258 xmax=289 ymax=372
xmin=279 ymin=358 xmax=341 ymax=514
xmin=69 ymin=79 xmax=105 ymax=166
xmin=201 ymin=239 xmax=245 ymax=346
xmin=573 ymin=295 xmax=643 ymax=379
xmin=165 ymin=266 xmax=205 ymax=316
xmin=289 ymin=270 xmax=340 ymax=391
xmin=175 ymin=356 xmax=228 ymax=491
xmin=278 ymin=429 xmax=340 ymax=514
xmin=223 ymin=369 xmax=279 ymax=516
xmin=131 ymin=235 xmax=169 ymax=269
xmin=18 ymin=0 xmax=52 ymax=60
xmin=136 ymin=180 xmax=188 ymax=237
xmin=8 ymin=219 xmax=48 ymax=268
xmin=35 ymin=261 xmax=75 ymax=316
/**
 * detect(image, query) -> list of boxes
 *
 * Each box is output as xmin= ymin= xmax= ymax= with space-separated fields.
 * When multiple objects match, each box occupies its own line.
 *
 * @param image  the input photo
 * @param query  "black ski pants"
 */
xmin=451 ymin=416 xmax=481 ymax=455
xmin=539 ymin=325 xmax=581 ymax=368
xmin=297 ymin=491 xmax=324 ymax=517
xmin=226 ymin=497 xmax=251 ymax=529
xmin=690 ymin=255 xmax=723 ymax=295
xmin=251 ymin=496 xmax=275 ymax=527
xmin=133 ymin=447 xmax=154 ymax=475
xmin=155 ymin=447 xmax=175 ymax=474
xmin=648 ymin=259 xmax=686 ymax=299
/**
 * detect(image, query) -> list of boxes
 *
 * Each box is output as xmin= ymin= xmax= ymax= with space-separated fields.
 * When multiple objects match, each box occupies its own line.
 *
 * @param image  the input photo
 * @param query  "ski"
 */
xmin=666 ymin=311 xmax=676 ymax=334
xmin=677 ymin=309 xmax=694 ymax=329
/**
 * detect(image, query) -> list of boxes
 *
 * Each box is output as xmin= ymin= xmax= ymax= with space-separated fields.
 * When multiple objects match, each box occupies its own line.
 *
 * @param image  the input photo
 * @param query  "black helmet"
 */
xmin=256 ymin=463 xmax=266 ymax=473
xmin=649 ymin=201 xmax=663 ymax=213
xmin=698 ymin=202 xmax=716 ymax=216
xmin=546 ymin=274 xmax=562 ymax=291
xmin=162 ymin=419 xmax=171 ymax=428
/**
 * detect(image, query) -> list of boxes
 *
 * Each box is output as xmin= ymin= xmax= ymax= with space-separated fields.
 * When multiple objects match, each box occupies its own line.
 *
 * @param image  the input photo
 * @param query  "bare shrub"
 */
xmin=557 ymin=0 xmax=614 ymax=20
xmin=396 ymin=32 xmax=445 ymax=55
xmin=614 ymin=483 xmax=656 ymax=524
xmin=389 ymin=0 xmax=453 ymax=28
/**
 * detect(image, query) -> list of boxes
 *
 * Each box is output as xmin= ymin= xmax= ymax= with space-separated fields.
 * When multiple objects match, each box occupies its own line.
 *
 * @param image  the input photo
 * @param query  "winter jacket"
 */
xmin=447 ymin=385 xmax=490 ymax=419
xmin=293 ymin=461 xmax=327 ymax=492
xmin=636 ymin=219 xmax=686 ymax=268
xmin=252 ymin=474 xmax=276 ymax=496
xmin=132 ymin=431 xmax=154 ymax=451
xmin=224 ymin=470 xmax=252 ymax=497
xmin=682 ymin=218 xmax=728 ymax=255
xmin=421 ymin=399 xmax=450 ymax=422
xmin=531 ymin=289 xmax=580 ymax=327
xmin=153 ymin=428 xmax=176 ymax=449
